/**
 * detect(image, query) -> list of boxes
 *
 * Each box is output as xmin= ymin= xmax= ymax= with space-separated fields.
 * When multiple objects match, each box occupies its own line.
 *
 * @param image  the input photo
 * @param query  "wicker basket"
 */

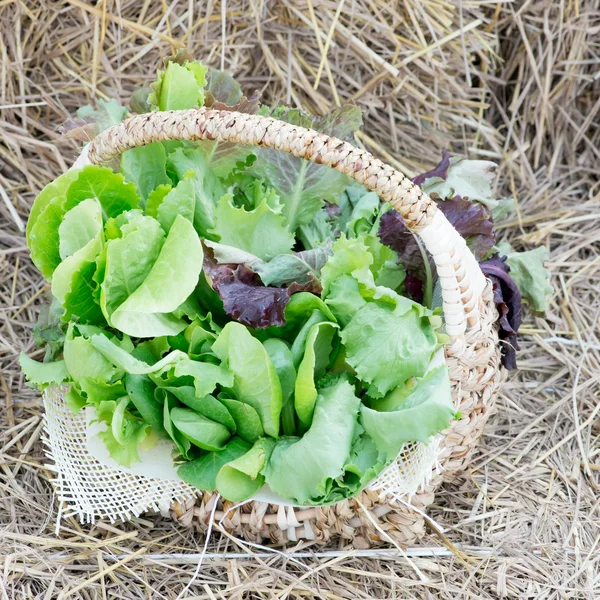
xmin=48 ymin=108 xmax=505 ymax=547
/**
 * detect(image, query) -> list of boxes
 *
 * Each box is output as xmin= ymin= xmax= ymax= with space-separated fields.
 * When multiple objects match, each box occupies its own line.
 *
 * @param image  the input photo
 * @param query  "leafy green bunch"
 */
xmin=21 ymin=56 xmax=549 ymax=505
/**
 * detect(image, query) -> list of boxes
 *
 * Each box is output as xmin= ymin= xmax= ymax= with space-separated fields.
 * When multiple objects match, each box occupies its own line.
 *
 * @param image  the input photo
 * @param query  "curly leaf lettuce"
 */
xmin=210 ymin=194 xmax=294 ymax=261
xmin=341 ymin=300 xmax=438 ymax=397
xmin=360 ymin=366 xmax=455 ymax=461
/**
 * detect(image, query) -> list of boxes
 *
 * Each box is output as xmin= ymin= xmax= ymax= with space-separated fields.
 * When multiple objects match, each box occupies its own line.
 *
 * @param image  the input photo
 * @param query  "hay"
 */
xmin=1 ymin=0 xmax=599 ymax=597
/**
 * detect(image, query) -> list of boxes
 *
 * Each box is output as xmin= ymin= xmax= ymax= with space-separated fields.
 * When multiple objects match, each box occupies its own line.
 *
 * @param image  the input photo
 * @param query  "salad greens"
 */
xmin=22 ymin=56 xmax=552 ymax=505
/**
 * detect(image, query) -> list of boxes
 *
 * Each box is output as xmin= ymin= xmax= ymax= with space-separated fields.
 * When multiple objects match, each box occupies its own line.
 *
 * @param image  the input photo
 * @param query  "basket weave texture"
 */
xmin=48 ymin=107 xmax=505 ymax=546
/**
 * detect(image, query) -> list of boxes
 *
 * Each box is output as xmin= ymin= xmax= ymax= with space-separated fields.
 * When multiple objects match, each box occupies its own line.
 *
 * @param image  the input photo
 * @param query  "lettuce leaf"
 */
xmin=210 ymin=194 xmax=294 ymax=261
xmin=254 ymin=240 xmax=333 ymax=286
xmin=155 ymin=172 xmax=196 ymax=232
xmin=252 ymin=105 xmax=363 ymax=231
xmin=218 ymin=396 xmax=264 ymax=443
xmin=167 ymin=148 xmax=226 ymax=237
xmin=96 ymin=398 xmax=152 ymax=467
xmin=165 ymin=386 xmax=236 ymax=432
xmin=60 ymin=99 xmax=127 ymax=141
xmin=263 ymin=377 xmax=360 ymax=504
xmin=121 ymin=143 xmax=171 ymax=202
xmin=294 ymin=321 xmax=338 ymax=427
xmin=178 ymin=436 xmax=251 ymax=492
xmin=216 ymin=437 xmax=275 ymax=502
xmin=100 ymin=214 xmax=165 ymax=321
xmin=360 ymin=366 xmax=455 ymax=461
xmin=497 ymin=243 xmax=552 ymax=312
xmin=341 ymin=299 xmax=438 ymax=397
xmin=149 ymin=60 xmax=207 ymax=111
xmin=110 ymin=216 xmax=204 ymax=337
xmin=202 ymin=247 xmax=319 ymax=329
xmin=19 ymin=353 xmax=69 ymax=389
xmin=51 ymin=199 xmax=104 ymax=305
xmin=212 ymin=322 xmax=282 ymax=437
xmin=170 ymin=407 xmax=230 ymax=451
xmin=479 ymin=254 xmax=522 ymax=369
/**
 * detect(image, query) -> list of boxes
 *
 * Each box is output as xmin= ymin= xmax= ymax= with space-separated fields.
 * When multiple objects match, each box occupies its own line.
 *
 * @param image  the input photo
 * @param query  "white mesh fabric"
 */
xmin=43 ymin=386 xmax=195 ymax=523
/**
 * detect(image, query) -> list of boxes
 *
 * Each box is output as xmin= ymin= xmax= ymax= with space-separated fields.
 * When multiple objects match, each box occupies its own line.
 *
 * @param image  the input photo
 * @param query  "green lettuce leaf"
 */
xmin=64 ymin=326 xmax=119 ymax=384
xmin=263 ymin=339 xmax=296 ymax=436
xmin=100 ymin=214 xmax=165 ymax=320
xmin=124 ymin=373 xmax=167 ymax=438
xmin=178 ymin=436 xmax=251 ymax=492
xmin=121 ymin=143 xmax=171 ymax=202
xmin=160 ymin=391 xmax=192 ymax=459
xmin=51 ymin=199 xmax=104 ymax=304
xmin=216 ymin=437 xmax=275 ymax=502
xmin=110 ymin=216 xmax=204 ymax=337
xmin=89 ymin=333 xmax=187 ymax=374
xmin=19 ymin=353 xmax=69 ymax=389
xmin=294 ymin=322 xmax=338 ymax=427
xmin=62 ymin=261 xmax=106 ymax=325
xmin=27 ymin=170 xmax=80 ymax=242
xmin=498 ymin=243 xmax=552 ymax=312
xmin=170 ymin=407 xmax=230 ymax=451
xmin=167 ymin=148 xmax=226 ymax=237
xmin=149 ymin=60 xmax=207 ymax=111
xmin=212 ymin=322 xmax=282 ymax=437
xmin=360 ymin=366 xmax=455 ymax=461
xmin=323 ymin=274 xmax=367 ymax=327
xmin=254 ymin=240 xmax=333 ymax=286
xmin=218 ymin=396 xmax=264 ymax=443
xmin=320 ymin=235 xmax=375 ymax=296
xmin=252 ymin=105 xmax=362 ymax=231
xmin=155 ymin=172 xmax=196 ymax=232
xmin=171 ymin=360 xmax=234 ymax=398
xmin=210 ymin=194 xmax=294 ymax=261
xmin=96 ymin=398 xmax=151 ymax=467
xmin=341 ymin=300 xmax=438 ymax=397
xmin=64 ymin=166 xmax=140 ymax=220
xmin=166 ymin=386 xmax=236 ymax=432
xmin=263 ymin=377 xmax=360 ymax=504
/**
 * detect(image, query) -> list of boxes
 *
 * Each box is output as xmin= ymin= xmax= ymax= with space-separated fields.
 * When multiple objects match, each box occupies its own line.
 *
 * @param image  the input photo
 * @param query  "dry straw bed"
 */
xmin=0 ymin=0 xmax=599 ymax=598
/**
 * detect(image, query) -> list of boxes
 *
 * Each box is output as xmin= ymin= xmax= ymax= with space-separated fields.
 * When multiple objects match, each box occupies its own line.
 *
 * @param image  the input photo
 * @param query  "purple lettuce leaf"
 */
xmin=479 ymin=254 xmax=522 ymax=369
xmin=412 ymin=151 xmax=452 ymax=186
xmin=203 ymin=246 xmax=320 ymax=329
xmin=438 ymin=196 xmax=495 ymax=260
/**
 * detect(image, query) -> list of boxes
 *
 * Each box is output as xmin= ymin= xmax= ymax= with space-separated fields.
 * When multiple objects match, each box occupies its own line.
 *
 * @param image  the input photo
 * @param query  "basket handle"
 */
xmin=79 ymin=108 xmax=487 ymax=347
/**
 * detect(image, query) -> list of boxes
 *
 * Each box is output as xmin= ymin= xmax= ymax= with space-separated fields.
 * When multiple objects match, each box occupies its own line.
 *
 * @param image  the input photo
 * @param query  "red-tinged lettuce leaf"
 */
xmin=378 ymin=196 xmax=494 ymax=266
xmin=412 ymin=151 xmax=452 ymax=187
xmin=205 ymin=68 xmax=244 ymax=105
xmin=479 ymin=255 xmax=522 ymax=369
xmin=413 ymin=152 xmax=501 ymax=214
xmin=438 ymin=196 xmax=495 ymax=259
xmin=404 ymin=273 xmax=424 ymax=304
xmin=203 ymin=247 xmax=320 ymax=329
